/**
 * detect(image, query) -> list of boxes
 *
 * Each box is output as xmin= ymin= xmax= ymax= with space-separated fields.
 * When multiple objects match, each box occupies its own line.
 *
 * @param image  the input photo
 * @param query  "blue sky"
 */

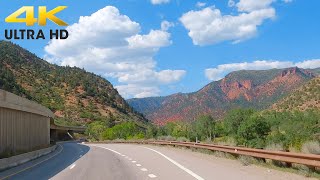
xmin=1 ymin=0 xmax=320 ymax=98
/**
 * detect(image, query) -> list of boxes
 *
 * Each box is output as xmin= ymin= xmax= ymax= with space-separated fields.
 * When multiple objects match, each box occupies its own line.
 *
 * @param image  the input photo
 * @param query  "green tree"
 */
xmin=224 ymin=109 xmax=256 ymax=135
xmin=237 ymin=115 xmax=271 ymax=148
xmin=86 ymin=121 xmax=106 ymax=140
xmin=194 ymin=115 xmax=216 ymax=141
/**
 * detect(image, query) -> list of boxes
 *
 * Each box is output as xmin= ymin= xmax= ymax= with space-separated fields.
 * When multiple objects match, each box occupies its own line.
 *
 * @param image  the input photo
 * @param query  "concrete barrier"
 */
xmin=0 ymin=90 xmax=54 ymax=155
xmin=0 ymin=145 xmax=57 ymax=171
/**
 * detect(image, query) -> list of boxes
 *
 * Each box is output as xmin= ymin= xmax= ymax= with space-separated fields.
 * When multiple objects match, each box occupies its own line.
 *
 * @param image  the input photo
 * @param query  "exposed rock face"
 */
xmin=220 ymin=79 xmax=253 ymax=101
xmin=128 ymin=67 xmax=316 ymax=124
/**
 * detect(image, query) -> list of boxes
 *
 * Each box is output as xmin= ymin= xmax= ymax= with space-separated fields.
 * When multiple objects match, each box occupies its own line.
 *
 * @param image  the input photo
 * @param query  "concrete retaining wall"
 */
xmin=0 ymin=145 xmax=57 ymax=171
xmin=0 ymin=90 xmax=54 ymax=155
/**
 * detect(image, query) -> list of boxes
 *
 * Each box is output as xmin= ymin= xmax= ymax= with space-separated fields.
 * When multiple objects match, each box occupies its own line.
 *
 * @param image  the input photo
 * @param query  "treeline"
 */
xmin=86 ymin=109 xmax=320 ymax=152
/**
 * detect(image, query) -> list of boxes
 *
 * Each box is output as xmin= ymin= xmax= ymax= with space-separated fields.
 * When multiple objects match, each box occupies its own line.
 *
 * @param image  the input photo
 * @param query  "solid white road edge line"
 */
xmin=90 ymin=145 xmax=122 ymax=155
xmin=144 ymin=147 xmax=205 ymax=180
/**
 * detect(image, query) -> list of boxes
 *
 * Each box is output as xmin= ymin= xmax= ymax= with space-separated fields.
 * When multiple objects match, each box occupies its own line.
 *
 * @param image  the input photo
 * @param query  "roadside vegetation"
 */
xmin=85 ymin=108 xmax=320 ymax=154
xmin=84 ymin=108 xmax=320 ymax=177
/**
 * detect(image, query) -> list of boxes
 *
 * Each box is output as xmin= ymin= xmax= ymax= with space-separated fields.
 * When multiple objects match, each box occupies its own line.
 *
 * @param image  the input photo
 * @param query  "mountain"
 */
xmin=0 ymin=41 xmax=146 ymax=126
xmin=128 ymin=96 xmax=166 ymax=115
xmin=272 ymin=77 xmax=320 ymax=111
xmin=128 ymin=67 xmax=316 ymax=124
xmin=310 ymin=67 xmax=320 ymax=75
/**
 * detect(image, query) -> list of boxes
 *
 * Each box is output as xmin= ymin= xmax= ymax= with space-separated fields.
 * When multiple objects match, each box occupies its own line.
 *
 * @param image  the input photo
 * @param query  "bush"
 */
xmin=101 ymin=121 xmax=145 ymax=140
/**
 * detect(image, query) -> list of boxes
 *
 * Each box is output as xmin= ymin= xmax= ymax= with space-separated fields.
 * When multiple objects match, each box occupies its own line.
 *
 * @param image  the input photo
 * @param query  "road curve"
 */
xmin=0 ymin=142 xmax=313 ymax=180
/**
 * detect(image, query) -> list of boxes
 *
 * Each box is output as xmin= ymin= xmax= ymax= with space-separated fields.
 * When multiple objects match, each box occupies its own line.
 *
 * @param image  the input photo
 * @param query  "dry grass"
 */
xmin=301 ymin=141 xmax=320 ymax=155
xmin=157 ymin=136 xmax=176 ymax=141
xmin=265 ymin=143 xmax=288 ymax=167
xmin=176 ymin=137 xmax=190 ymax=142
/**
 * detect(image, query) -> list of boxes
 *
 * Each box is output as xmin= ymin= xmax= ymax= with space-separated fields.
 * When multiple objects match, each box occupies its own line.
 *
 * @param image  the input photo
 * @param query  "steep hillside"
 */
xmin=127 ymin=96 xmax=166 ymax=115
xmin=0 ymin=41 xmax=146 ymax=126
xmin=128 ymin=67 xmax=316 ymax=124
xmin=272 ymin=77 xmax=320 ymax=111
xmin=310 ymin=68 xmax=320 ymax=75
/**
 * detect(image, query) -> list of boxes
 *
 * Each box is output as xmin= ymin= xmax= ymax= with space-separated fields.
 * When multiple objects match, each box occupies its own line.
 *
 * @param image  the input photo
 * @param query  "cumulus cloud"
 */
xmin=127 ymin=30 xmax=171 ymax=49
xmin=282 ymin=0 xmax=293 ymax=3
xmin=228 ymin=0 xmax=236 ymax=7
xmin=151 ymin=0 xmax=170 ymax=5
xmin=236 ymin=0 xmax=274 ymax=12
xmin=115 ymin=85 xmax=161 ymax=99
xmin=179 ymin=0 xmax=282 ymax=46
xmin=180 ymin=7 xmax=275 ymax=45
xmin=161 ymin=20 xmax=174 ymax=31
xmin=45 ymin=6 xmax=186 ymax=98
xmin=205 ymin=59 xmax=320 ymax=81
xmin=196 ymin=2 xmax=206 ymax=8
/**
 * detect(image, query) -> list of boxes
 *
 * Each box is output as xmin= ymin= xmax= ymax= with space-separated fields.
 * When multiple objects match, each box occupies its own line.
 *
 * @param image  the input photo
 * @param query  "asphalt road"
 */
xmin=0 ymin=142 xmax=313 ymax=180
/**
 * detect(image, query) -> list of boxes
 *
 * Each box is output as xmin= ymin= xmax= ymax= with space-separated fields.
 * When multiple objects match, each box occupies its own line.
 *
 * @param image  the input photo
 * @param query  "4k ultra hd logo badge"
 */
xmin=5 ymin=6 xmax=69 ymax=40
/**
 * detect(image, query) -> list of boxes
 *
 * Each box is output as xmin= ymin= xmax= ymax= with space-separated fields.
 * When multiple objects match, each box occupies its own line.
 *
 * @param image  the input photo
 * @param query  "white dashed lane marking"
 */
xmin=148 ymin=174 xmax=157 ymax=178
xmin=69 ymin=164 xmax=76 ymax=170
xmin=91 ymin=145 xmax=158 ymax=179
xmin=141 ymin=168 xmax=148 ymax=172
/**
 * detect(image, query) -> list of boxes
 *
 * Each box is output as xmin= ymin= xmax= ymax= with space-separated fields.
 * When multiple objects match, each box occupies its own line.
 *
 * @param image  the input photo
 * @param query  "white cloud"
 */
xmin=205 ymin=59 xmax=320 ymax=81
xmin=180 ymin=7 xmax=275 ymax=45
xmin=282 ymin=0 xmax=293 ymax=3
xmin=127 ymin=30 xmax=171 ymax=49
xmin=161 ymin=20 xmax=174 ymax=31
xmin=151 ymin=0 xmax=170 ymax=5
xmin=295 ymin=59 xmax=320 ymax=69
xmin=179 ymin=0 xmax=291 ymax=46
xmin=236 ymin=0 xmax=275 ymax=12
xmin=196 ymin=2 xmax=206 ymax=8
xmin=115 ymin=84 xmax=161 ymax=98
xmin=228 ymin=0 xmax=236 ymax=7
xmin=45 ymin=6 xmax=186 ymax=98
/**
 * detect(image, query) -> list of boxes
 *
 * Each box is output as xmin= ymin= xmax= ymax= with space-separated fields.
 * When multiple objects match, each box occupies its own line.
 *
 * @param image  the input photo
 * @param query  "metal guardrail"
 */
xmin=91 ymin=140 xmax=320 ymax=168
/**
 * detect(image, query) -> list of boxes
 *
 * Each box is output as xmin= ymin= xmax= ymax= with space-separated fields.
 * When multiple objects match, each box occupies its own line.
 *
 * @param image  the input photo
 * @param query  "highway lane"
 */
xmin=0 ymin=142 xmax=90 ymax=180
xmin=88 ymin=144 xmax=312 ymax=180
xmin=0 ymin=142 xmax=314 ymax=180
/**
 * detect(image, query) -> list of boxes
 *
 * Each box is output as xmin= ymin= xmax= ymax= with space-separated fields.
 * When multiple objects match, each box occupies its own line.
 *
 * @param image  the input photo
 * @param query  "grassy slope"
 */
xmin=272 ymin=77 xmax=320 ymax=111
